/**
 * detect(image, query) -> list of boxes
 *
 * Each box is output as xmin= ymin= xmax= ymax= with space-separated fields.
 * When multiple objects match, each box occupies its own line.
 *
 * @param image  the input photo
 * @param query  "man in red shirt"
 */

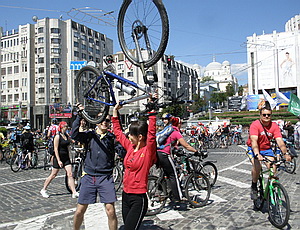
xmin=247 ymin=103 xmax=291 ymax=200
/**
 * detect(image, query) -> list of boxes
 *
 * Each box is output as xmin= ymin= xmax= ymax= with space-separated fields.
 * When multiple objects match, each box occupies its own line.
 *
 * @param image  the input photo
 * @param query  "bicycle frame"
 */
xmin=260 ymin=166 xmax=280 ymax=205
xmin=86 ymin=70 xmax=153 ymax=106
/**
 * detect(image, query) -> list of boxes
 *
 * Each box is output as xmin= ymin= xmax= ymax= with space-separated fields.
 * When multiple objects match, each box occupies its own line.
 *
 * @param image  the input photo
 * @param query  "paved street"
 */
xmin=0 ymin=145 xmax=299 ymax=230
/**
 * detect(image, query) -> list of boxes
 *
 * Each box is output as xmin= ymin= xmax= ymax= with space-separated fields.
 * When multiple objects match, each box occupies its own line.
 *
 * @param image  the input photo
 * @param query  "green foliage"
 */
xmin=161 ymin=104 xmax=184 ymax=117
xmin=0 ymin=127 xmax=8 ymax=137
xmin=238 ymin=85 xmax=244 ymax=96
xmin=225 ymin=83 xmax=235 ymax=97
xmin=200 ymin=76 xmax=213 ymax=83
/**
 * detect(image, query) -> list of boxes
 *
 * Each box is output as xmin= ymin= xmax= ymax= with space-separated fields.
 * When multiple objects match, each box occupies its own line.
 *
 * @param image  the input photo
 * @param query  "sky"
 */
xmin=1 ymin=0 xmax=300 ymax=85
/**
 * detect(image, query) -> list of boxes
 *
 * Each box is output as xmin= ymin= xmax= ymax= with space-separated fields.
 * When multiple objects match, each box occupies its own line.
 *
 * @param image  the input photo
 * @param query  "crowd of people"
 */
xmin=0 ymin=98 xmax=296 ymax=230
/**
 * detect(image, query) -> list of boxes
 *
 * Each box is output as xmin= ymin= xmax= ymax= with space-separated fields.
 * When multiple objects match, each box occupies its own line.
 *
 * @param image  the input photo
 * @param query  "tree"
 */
xmin=225 ymin=83 xmax=235 ymax=97
xmin=200 ymin=76 xmax=213 ymax=83
xmin=190 ymin=94 xmax=206 ymax=112
xmin=238 ymin=85 xmax=244 ymax=96
xmin=161 ymin=104 xmax=184 ymax=117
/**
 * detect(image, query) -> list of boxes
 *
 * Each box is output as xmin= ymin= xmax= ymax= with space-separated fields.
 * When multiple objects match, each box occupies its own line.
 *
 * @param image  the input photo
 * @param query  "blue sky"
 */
xmin=1 ymin=0 xmax=300 ymax=85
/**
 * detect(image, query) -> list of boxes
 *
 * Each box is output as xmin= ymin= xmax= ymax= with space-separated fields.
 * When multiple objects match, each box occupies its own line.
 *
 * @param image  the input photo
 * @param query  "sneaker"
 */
xmin=72 ymin=192 xmax=79 ymax=199
xmin=250 ymin=188 xmax=258 ymax=200
xmin=40 ymin=189 xmax=49 ymax=198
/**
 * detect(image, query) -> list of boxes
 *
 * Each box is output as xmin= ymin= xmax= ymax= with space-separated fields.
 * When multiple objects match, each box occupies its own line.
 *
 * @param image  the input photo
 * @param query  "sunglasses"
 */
xmin=261 ymin=113 xmax=272 ymax=117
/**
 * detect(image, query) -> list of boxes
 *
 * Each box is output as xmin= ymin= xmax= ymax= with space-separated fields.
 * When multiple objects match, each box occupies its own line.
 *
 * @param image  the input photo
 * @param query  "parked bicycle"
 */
xmin=146 ymin=149 xmax=211 ymax=216
xmin=253 ymin=157 xmax=290 ymax=229
xmin=10 ymin=147 xmax=38 ymax=172
xmin=43 ymin=141 xmax=52 ymax=170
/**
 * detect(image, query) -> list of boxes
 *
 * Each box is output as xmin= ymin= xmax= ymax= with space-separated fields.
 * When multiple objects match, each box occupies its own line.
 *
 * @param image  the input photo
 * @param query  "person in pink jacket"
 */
xmin=112 ymin=102 xmax=156 ymax=230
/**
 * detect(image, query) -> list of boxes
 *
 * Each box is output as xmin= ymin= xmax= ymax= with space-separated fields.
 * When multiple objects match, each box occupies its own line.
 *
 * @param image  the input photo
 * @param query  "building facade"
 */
xmin=0 ymin=18 xmax=113 ymax=129
xmin=247 ymin=14 xmax=300 ymax=97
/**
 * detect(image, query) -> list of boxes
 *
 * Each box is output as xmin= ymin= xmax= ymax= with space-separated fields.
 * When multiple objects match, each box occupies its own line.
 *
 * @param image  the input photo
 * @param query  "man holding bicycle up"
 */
xmin=246 ymin=102 xmax=291 ymax=200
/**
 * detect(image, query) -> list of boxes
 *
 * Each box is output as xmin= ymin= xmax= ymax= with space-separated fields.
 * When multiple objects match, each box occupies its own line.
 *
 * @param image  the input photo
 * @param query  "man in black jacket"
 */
xmin=72 ymin=105 xmax=125 ymax=230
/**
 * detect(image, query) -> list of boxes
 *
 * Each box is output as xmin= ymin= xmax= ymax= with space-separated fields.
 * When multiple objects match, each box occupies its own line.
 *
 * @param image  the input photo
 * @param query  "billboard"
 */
xmin=49 ymin=104 xmax=72 ymax=118
xmin=246 ymin=94 xmax=264 ymax=110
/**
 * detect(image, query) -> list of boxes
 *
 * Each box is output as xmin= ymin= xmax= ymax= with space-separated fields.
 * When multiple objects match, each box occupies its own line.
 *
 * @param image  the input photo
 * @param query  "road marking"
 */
xmin=219 ymin=158 xmax=249 ymax=173
xmin=0 ymin=207 xmax=76 ymax=229
xmin=157 ymin=210 xmax=184 ymax=220
xmin=217 ymin=176 xmax=249 ymax=188
xmin=229 ymin=167 xmax=250 ymax=175
xmin=0 ymin=175 xmax=64 ymax=186
xmin=84 ymin=203 xmax=109 ymax=230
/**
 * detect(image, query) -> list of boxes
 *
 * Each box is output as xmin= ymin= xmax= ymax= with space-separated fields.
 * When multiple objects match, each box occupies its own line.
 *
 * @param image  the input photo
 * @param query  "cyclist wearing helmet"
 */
xmin=157 ymin=116 xmax=199 ymax=208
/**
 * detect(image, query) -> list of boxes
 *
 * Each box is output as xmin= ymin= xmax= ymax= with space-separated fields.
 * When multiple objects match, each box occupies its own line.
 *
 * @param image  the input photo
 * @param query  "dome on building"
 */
xmin=222 ymin=60 xmax=230 ymax=66
xmin=206 ymin=61 xmax=222 ymax=71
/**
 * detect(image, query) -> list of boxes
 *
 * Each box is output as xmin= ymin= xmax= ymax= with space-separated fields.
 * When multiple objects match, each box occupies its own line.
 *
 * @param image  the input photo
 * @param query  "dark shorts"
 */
xmin=78 ymin=174 xmax=117 ymax=204
xmin=52 ymin=155 xmax=71 ymax=169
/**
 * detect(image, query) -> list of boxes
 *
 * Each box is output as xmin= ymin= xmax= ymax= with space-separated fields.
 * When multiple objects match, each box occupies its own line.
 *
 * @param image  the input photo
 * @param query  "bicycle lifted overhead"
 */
xmin=75 ymin=0 xmax=169 ymax=124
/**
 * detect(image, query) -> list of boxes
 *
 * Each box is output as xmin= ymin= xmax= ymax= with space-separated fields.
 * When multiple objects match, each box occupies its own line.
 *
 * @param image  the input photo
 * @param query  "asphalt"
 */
xmin=0 ymin=144 xmax=299 ymax=230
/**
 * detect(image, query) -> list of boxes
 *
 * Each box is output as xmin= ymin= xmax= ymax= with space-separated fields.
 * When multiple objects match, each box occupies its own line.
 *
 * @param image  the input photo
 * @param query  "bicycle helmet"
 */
xmin=162 ymin=113 xmax=172 ymax=119
xmin=198 ymin=122 xmax=203 ymax=126
xmin=24 ymin=125 xmax=31 ymax=130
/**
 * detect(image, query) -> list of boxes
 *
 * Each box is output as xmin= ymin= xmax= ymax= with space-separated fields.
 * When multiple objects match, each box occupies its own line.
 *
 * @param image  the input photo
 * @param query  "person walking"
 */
xmin=20 ymin=125 xmax=34 ymax=168
xmin=72 ymin=104 xmax=120 ymax=230
xmin=112 ymin=102 xmax=157 ymax=230
xmin=40 ymin=121 xmax=78 ymax=199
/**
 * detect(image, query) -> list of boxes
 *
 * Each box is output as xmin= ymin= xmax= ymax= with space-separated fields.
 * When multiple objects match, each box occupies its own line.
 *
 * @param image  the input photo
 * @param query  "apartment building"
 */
xmin=0 ymin=18 xmax=113 ymax=130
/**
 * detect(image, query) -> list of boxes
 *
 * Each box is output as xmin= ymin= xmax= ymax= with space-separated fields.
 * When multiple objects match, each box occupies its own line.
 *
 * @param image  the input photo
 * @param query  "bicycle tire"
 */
xmin=267 ymin=182 xmax=290 ymax=229
xmin=31 ymin=152 xmax=38 ymax=168
xmin=185 ymin=172 xmax=211 ymax=208
xmin=253 ymin=177 xmax=264 ymax=210
xmin=10 ymin=153 xmax=21 ymax=172
xmin=117 ymin=0 xmax=169 ymax=69
xmin=43 ymin=149 xmax=51 ymax=170
xmin=75 ymin=65 xmax=110 ymax=124
xmin=65 ymin=162 xmax=82 ymax=193
xmin=113 ymin=165 xmax=123 ymax=192
xmin=146 ymin=175 xmax=168 ymax=216
xmin=200 ymin=162 xmax=218 ymax=187
xmin=284 ymin=157 xmax=296 ymax=174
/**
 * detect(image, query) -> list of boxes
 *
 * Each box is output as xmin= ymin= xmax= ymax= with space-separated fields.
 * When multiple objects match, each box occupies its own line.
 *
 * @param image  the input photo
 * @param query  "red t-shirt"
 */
xmin=246 ymin=119 xmax=282 ymax=151
xmin=112 ymin=115 xmax=157 ymax=194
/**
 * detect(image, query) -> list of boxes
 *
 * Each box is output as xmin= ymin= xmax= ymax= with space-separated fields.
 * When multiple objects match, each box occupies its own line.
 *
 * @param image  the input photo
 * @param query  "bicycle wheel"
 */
xmin=65 ymin=162 xmax=82 ymax=193
xmin=267 ymin=182 xmax=290 ymax=229
xmin=146 ymin=176 xmax=168 ymax=216
xmin=253 ymin=177 xmax=264 ymax=210
xmin=75 ymin=65 xmax=110 ymax=124
xmin=200 ymin=162 xmax=218 ymax=187
xmin=43 ymin=149 xmax=51 ymax=170
xmin=185 ymin=172 xmax=211 ymax=208
xmin=113 ymin=165 xmax=123 ymax=192
xmin=10 ymin=153 xmax=21 ymax=172
xmin=31 ymin=152 xmax=38 ymax=168
xmin=284 ymin=157 xmax=296 ymax=174
xmin=117 ymin=0 xmax=169 ymax=68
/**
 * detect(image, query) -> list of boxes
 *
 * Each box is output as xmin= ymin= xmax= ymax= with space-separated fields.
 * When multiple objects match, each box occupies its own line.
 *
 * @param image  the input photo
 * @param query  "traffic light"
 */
xmin=167 ymin=55 xmax=172 ymax=69
xmin=105 ymin=55 xmax=113 ymax=64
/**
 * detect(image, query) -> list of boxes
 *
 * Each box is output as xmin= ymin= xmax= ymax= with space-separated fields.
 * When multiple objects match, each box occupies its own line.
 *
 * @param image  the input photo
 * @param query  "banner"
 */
xmin=49 ymin=104 xmax=72 ymax=118
xmin=262 ymin=89 xmax=277 ymax=109
xmin=288 ymin=93 xmax=300 ymax=116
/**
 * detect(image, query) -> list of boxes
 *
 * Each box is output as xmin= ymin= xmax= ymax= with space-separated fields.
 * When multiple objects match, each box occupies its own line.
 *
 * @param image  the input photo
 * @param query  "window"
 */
xmin=96 ymin=49 xmax=100 ymax=55
xmin=89 ymin=38 xmax=94 ymax=43
xmin=22 ymin=64 xmax=27 ymax=72
xmin=38 ymin=47 xmax=44 ymax=53
xmin=22 ymin=78 xmax=27 ymax=87
xmin=7 ymin=67 xmax=12 ymax=74
xmin=89 ymin=56 xmax=93 ymax=61
xmin=14 ymin=94 xmax=19 ymax=102
xmin=14 ymin=66 xmax=19 ymax=74
xmin=51 ymin=28 xmax=60 ymax=33
xmin=38 ymin=27 xmax=44 ymax=33
xmin=74 ymin=41 xmax=79 ymax=47
xmin=1 ymin=68 xmax=6 ymax=75
xmin=51 ymin=48 xmax=61 ymax=54
xmin=118 ymin=73 xmax=124 ymax=78
xmin=1 ymin=95 xmax=6 ymax=103
xmin=88 ymin=47 xmax=93 ymax=52
xmin=51 ymin=68 xmax=61 ymax=74
xmin=38 ymin=88 xmax=45 ymax=93
xmin=1 ymin=82 xmax=6 ymax=90
xmin=82 ymin=53 xmax=86 ymax=59
xmin=14 ymin=80 xmax=19 ymax=88
xmin=22 ymin=92 xmax=27 ymax=101
xmin=37 ymin=77 xmax=44 ymax=84
xmin=72 ymin=21 xmax=78 ymax=30
xmin=8 ymin=94 xmax=12 ymax=102
xmin=38 ymin=37 xmax=44 ymax=43
xmin=51 ymin=78 xmax=61 ymax=84
xmin=74 ymin=51 xmax=79 ymax=57
xmin=38 ymin=57 xmax=44 ymax=63
xmin=38 ymin=67 xmax=45 ymax=73
xmin=51 ymin=58 xmax=61 ymax=64
xmin=8 ymin=81 xmax=13 ymax=88
xmin=127 ymin=72 xmax=133 ymax=77
xmin=118 ymin=64 xmax=124 ymax=70
xmin=81 ymin=44 xmax=86 ymax=50
xmin=51 ymin=38 xmax=61 ymax=44
xmin=38 ymin=97 xmax=45 ymax=103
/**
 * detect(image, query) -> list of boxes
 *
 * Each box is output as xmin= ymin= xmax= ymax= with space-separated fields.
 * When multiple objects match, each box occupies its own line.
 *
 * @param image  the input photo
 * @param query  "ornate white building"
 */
xmin=202 ymin=59 xmax=238 ymax=93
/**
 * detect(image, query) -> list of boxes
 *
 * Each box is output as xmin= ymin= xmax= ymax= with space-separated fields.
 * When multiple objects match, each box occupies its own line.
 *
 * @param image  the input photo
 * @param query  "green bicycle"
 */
xmin=253 ymin=157 xmax=290 ymax=229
